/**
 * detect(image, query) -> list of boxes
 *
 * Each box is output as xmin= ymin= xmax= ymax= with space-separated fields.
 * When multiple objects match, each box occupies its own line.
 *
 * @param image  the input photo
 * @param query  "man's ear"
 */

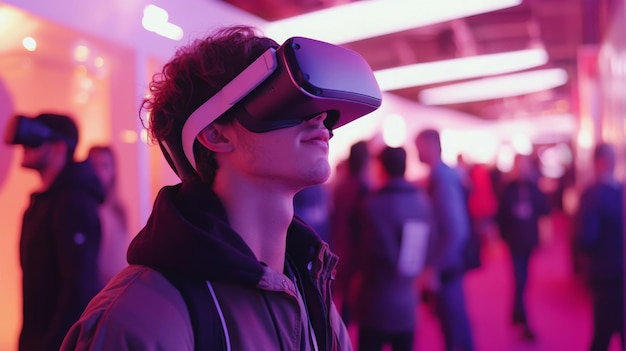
xmin=196 ymin=124 xmax=233 ymax=153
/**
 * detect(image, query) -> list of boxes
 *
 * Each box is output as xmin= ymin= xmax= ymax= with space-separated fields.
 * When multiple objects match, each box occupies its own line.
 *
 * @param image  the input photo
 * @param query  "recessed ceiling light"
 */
xmin=22 ymin=36 xmax=37 ymax=51
xmin=73 ymin=44 xmax=90 ymax=62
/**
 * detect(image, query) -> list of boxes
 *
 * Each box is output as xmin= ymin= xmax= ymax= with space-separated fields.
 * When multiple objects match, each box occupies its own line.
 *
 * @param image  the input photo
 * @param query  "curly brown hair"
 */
xmin=140 ymin=25 xmax=278 ymax=183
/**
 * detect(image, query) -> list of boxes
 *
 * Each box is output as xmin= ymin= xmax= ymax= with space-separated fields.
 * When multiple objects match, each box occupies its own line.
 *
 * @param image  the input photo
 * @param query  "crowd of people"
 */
xmin=3 ymin=24 xmax=624 ymax=351
xmin=322 ymin=136 xmax=623 ymax=351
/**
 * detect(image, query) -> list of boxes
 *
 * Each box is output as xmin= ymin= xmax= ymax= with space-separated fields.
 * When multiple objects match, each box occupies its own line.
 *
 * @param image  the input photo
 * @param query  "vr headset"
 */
xmin=4 ymin=115 xmax=76 ymax=149
xmin=176 ymin=36 xmax=382 ymax=172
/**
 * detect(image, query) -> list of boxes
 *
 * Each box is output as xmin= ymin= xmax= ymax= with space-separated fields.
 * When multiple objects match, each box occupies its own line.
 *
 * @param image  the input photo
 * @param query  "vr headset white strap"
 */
xmin=181 ymin=48 xmax=278 ymax=171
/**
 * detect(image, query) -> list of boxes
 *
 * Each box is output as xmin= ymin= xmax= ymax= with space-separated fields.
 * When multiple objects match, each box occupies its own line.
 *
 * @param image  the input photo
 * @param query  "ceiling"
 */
xmin=223 ymin=0 xmax=615 ymax=121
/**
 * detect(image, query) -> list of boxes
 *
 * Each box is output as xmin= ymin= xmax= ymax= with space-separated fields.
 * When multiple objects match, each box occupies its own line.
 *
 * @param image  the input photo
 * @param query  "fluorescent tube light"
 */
xmin=419 ymin=68 xmax=568 ymax=105
xmin=264 ymin=0 xmax=523 ymax=44
xmin=375 ymin=48 xmax=548 ymax=90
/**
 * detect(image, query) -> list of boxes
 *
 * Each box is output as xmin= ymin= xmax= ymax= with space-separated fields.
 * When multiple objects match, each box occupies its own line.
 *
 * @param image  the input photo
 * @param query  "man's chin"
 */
xmin=312 ymin=166 xmax=331 ymax=184
xmin=300 ymin=173 xmax=330 ymax=190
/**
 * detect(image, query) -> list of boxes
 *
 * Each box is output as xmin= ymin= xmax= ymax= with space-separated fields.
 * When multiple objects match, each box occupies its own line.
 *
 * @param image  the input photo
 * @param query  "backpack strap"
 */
xmin=159 ymin=271 xmax=228 ymax=351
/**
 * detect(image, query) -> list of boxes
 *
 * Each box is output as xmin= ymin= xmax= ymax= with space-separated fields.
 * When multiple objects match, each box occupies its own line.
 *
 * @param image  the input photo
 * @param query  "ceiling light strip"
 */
xmin=419 ymin=68 xmax=569 ymax=105
xmin=375 ymin=48 xmax=548 ymax=90
xmin=264 ymin=0 xmax=523 ymax=44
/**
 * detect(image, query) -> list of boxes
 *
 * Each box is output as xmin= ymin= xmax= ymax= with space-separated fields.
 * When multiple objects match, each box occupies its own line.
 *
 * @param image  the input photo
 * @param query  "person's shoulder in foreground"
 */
xmin=62 ymin=24 xmax=381 ymax=351
xmin=61 ymin=265 xmax=193 ymax=350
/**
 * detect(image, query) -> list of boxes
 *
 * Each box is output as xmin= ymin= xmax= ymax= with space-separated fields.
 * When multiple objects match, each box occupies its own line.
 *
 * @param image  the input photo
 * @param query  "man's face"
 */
xmin=222 ymin=112 xmax=332 ymax=190
xmin=594 ymin=155 xmax=614 ymax=178
xmin=89 ymin=150 xmax=115 ymax=190
xmin=21 ymin=142 xmax=54 ymax=171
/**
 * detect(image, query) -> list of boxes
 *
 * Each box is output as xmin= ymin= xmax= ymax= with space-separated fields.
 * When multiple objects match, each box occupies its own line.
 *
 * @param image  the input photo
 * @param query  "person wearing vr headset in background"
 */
xmin=61 ymin=25 xmax=382 ymax=350
xmin=4 ymin=113 xmax=104 ymax=351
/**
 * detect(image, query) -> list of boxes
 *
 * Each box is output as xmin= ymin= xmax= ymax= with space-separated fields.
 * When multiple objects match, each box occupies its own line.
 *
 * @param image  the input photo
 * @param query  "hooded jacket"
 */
xmin=61 ymin=180 xmax=352 ymax=351
xmin=20 ymin=160 xmax=105 ymax=351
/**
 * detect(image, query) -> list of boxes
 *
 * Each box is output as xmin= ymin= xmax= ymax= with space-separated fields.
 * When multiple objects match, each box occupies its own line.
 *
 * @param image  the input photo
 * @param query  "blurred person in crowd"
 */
xmin=415 ymin=128 xmax=475 ymax=351
xmin=453 ymin=157 xmax=485 ymax=272
xmin=354 ymin=146 xmax=433 ymax=351
xmin=4 ymin=113 xmax=104 ymax=351
xmin=330 ymin=140 xmax=372 ymax=325
xmin=495 ymin=153 xmax=550 ymax=341
xmin=88 ymin=145 xmax=131 ymax=285
xmin=467 ymin=163 xmax=498 ymax=250
xmin=575 ymin=143 xmax=624 ymax=351
xmin=294 ymin=183 xmax=331 ymax=243
xmin=61 ymin=25 xmax=381 ymax=350
xmin=468 ymin=163 xmax=498 ymax=232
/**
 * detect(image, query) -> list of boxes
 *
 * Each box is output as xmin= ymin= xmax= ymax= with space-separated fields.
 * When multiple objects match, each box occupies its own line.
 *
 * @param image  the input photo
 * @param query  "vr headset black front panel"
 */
xmin=285 ymin=37 xmax=382 ymax=105
xmin=5 ymin=116 xmax=57 ymax=147
xmin=237 ymin=37 xmax=382 ymax=133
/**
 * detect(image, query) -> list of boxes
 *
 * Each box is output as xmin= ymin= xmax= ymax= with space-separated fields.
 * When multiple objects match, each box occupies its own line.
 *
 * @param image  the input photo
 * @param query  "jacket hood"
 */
xmin=47 ymin=160 xmax=105 ymax=203
xmin=127 ymin=180 xmax=324 ymax=285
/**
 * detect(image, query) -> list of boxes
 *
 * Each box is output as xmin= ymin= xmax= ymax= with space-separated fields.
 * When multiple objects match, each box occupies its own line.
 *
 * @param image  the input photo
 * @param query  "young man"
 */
xmin=354 ymin=146 xmax=432 ymax=351
xmin=4 ymin=113 xmax=104 ymax=351
xmin=61 ymin=25 xmax=381 ymax=350
xmin=575 ymin=143 xmax=624 ymax=351
xmin=415 ymin=129 xmax=475 ymax=351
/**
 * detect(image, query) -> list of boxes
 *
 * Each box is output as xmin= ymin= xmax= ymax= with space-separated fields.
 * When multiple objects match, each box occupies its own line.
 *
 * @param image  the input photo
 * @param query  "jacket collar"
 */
xmin=128 ymin=180 xmax=331 ymax=285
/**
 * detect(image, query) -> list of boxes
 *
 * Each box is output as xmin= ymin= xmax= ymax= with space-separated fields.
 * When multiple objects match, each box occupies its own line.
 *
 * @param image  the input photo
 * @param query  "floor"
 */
xmin=349 ymin=212 xmax=623 ymax=351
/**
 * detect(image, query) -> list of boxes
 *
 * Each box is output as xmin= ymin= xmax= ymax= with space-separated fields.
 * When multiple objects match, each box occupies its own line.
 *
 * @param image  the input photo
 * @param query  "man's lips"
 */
xmin=302 ymin=130 xmax=330 ymax=143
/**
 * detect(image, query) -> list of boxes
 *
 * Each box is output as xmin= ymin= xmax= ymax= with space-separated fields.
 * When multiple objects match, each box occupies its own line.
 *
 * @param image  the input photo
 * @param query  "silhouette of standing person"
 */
xmin=496 ymin=153 xmax=550 ymax=341
xmin=575 ymin=143 xmax=624 ymax=351
xmin=88 ymin=145 xmax=131 ymax=285
xmin=415 ymin=128 xmax=475 ymax=351
xmin=4 ymin=113 xmax=104 ymax=351
xmin=330 ymin=140 xmax=372 ymax=325
xmin=354 ymin=146 xmax=432 ymax=351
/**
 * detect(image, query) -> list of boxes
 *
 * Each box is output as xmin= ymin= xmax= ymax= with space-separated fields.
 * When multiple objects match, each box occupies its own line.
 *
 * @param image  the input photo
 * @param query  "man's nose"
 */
xmin=306 ymin=112 xmax=328 ymax=126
